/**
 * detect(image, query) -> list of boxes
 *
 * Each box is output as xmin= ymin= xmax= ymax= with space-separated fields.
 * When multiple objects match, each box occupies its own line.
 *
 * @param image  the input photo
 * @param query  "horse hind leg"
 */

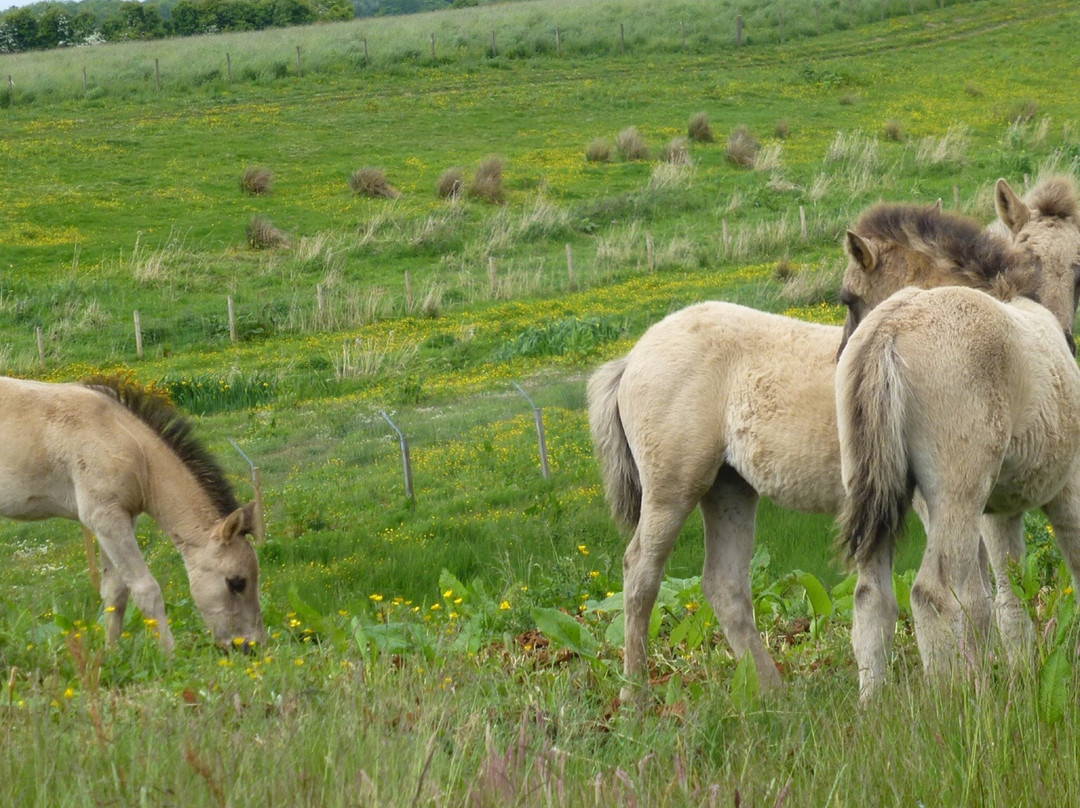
xmin=911 ymin=506 xmax=985 ymax=683
xmin=621 ymin=494 xmax=693 ymax=703
xmin=852 ymin=539 xmax=898 ymax=702
xmin=699 ymin=468 xmax=781 ymax=691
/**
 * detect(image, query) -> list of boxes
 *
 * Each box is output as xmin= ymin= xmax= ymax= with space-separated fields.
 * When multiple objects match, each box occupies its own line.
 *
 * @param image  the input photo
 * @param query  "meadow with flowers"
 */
xmin=3 ymin=0 xmax=1080 ymax=804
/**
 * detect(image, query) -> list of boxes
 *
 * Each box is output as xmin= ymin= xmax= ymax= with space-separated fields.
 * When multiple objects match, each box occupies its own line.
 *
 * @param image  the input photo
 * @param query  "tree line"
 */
xmin=0 ymin=0 xmax=487 ymax=52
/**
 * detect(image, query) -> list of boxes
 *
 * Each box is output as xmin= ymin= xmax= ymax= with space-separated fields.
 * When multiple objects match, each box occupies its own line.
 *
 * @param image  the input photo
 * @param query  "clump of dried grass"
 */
xmin=774 ymin=119 xmax=791 ymax=139
xmin=883 ymin=119 xmax=905 ymax=142
xmin=468 ymin=156 xmax=506 ymax=204
xmin=660 ymin=136 xmax=691 ymax=165
xmin=247 ymin=215 xmax=289 ymax=249
xmin=914 ymin=123 xmax=970 ymax=169
xmin=349 ymin=167 xmax=400 ymax=199
xmin=616 ymin=126 xmax=649 ymax=161
xmin=688 ymin=112 xmax=714 ymax=143
xmin=435 ymin=167 xmax=464 ymax=200
xmin=726 ymin=125 xmax=759 ymax=167
xmin=240 ymin=165 xmax=274 ymax=196
xmin=585 ymin=138 xmax=612 ymax=163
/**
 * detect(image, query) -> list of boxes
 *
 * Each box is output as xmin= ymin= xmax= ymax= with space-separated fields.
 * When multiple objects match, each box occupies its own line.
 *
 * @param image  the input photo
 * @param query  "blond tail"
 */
xmin=586 ymin=356 xmax=641 ymax=532
xmin=836 ymin=330 xmax=913 ymax=563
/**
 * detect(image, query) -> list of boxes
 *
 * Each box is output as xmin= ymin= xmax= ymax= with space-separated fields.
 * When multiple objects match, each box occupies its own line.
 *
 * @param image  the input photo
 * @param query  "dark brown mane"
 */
xmin=1028 ymin=176 xmax=1080 ymax=223
xmin=854 ymin=203 xmax=1040 ymax=302
xmin=82 ymin=376 xmax=239 ymax=518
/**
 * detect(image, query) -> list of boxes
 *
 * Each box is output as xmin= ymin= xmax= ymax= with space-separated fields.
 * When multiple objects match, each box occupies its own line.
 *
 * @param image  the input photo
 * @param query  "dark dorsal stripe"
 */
xmin=82 ymin=376 xmax=239 ymax=518
xmin=854 ymin=203 xmax=1040 ymax=303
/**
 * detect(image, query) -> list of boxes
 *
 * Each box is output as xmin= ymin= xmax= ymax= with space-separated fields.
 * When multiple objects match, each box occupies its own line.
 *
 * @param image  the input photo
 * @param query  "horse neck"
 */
xmin=141 ymin=446 xmax=223 ymax=554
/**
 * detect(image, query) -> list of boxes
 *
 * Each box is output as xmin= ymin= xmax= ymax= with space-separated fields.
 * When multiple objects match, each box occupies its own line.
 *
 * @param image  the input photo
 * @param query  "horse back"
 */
xmin=0 ymin=377 xmax=145 ymax=521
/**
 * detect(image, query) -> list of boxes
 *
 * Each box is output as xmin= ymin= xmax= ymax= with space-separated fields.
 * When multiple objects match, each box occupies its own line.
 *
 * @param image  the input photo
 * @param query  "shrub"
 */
xmin=240 ymin=165 xmax=274 ymax=196
xmin=726 ymin=125 xmax=759 ymax=167
xmin=1010 ymin=99 xmax=1039 ymax=123
xmin=839 ymin=92 xmax=859 ymax=106
xmin=585 ymin=138 xmax=612 ymax=163
xmin=883 ymin=119 xmax=904 ymax=142
xmin=774 ymin=119 xmax=791 ymax=139
xmin=349 ymin=167 xmax=400 ymax=198
xmin=436 ymin=167 xmax=464 ymax=200
xmin=247 ymin=215 xmax=289 ymax=249
xmin=688 ymin=112 xmax=714 ymax=143
xmin=468 ymin=157 xmax=505 ymax=204
xmin=660 ymin=137 xmax=691 ymax=165
xmin=615 ymin=127 xmax=649 ymax=161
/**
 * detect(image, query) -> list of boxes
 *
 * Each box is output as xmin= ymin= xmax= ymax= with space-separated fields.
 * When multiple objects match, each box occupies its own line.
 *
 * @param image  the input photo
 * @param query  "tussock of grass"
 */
xmin=468 ymin=156 xmax=506 ymax=204
xmin=915 ymin=123 xmax=970 ymax=169
xmin=436 ymin=167 xmax=464 ymax=200
xmin=349 ymin=167 xmax=401 ymax=198
xmin=884 ymin=119 xmax=905 ymax=142
xmin=660 ymin=136 xmax=691 ymax=165
xmin=616 ymin=127 xmax=649 ymax=161
xmin=240 ymin=165 xmax=274 ymax=195
xmin=688 ymin=112 xmax=714 ymax=143
xmin=726 ymin=125 xmax=759 ymax=167
xmin=585 ymin=138 xmax=612 ymax=163
xmin=247 ymin=215 xmax=289 ymax=249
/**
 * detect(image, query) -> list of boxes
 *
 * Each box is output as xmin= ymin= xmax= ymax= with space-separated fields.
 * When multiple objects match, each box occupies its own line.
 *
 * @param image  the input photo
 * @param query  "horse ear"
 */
xmin=995 ymin=178 xmax=1030 ymax=234
xmin=845 ymin=231 xmax=877 ymax=272
xmin=220 ymin=503 xmax=256 ymax=544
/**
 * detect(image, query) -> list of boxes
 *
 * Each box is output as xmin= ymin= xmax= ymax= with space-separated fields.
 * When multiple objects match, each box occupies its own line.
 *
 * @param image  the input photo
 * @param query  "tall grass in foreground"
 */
xmin=3 ymin=616 xmax=1078 ymax=807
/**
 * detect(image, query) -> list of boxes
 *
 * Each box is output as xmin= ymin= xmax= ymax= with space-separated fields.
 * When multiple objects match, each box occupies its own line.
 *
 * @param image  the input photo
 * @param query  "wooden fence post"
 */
xmin=488 ymin=256 xmax=497 ymax=297
xmin=736 ymin=15 xmax=743 ymax=47
xmin=363 ymin=37 xmax=369 ymax=63
xmin=317 ymin=283 xmax=325 ymax=322
xmin=133 ymin=311 xmax=143 ymax=359
xmin=405 ymin=270 xmax=413 ymax=311
xmin=296 ymin=46 xmax=302 ymax=77
xmin=430 ymin=33 xmax=436 ymax=60
xmin=82 ymin=66 xmax=87 ymax=96
xmin=228 ymin=295 xmax=237 ymax=343
xmin=227 ymin=52 xmax=233 ymax=82
xmin=953 ymin=185 xmax=960 ymax=210
xmin=646 ymin=230 xmax=655 ymax=272
xmin=799 ymin=206 xmax=808 ymax=242
xmin=155 ymin=58 xmax=161 ymax=91
xmin=722 ymin=219 xmax=731 ymax=255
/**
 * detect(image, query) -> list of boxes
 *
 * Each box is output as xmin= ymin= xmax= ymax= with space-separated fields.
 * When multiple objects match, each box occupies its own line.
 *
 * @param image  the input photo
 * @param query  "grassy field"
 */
xmin=3 ymin=0 xmax=1080 ymax=804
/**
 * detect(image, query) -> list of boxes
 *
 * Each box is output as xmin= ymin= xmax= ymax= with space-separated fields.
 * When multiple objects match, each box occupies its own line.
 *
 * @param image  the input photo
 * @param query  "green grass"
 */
xmin=2 ymin=0 xmax=1080 ymax=802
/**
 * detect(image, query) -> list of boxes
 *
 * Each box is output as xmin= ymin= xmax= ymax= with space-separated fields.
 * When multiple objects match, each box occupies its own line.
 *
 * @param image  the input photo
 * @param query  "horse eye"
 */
xmin=226 ymin=576 xmax=247 ymax=595
xmin=839 ymin=288 xmax=856 ymax=307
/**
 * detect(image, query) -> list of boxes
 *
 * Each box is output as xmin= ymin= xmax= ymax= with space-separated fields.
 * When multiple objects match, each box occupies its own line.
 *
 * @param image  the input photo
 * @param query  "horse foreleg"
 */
xmin=852 ymin=542 xmax=898 ymax=703
xmin=980 ymin=513 xmax=1033 ymax=667
xmin=699 ymin=471 xmax=780 ymax=691
xmin=97 ymin=545 xmax=131 ymax=646
xmin=621 ymin=502 xmax=685 ymax=703
xmin=88 ymin=511 xmax=176 ymax=656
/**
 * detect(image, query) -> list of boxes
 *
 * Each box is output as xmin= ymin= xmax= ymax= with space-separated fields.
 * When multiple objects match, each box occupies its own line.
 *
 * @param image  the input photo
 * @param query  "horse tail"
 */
xmin=587 ymin=356 xmax=641 ymax=532
xmin=836 ymin=325 xmax=913 ymax=564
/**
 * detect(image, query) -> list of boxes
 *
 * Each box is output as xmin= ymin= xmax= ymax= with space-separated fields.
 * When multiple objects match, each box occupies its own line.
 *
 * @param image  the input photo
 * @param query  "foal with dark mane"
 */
xmin=0 ymin=375 xmax=264 ymax=653
xmin=589 ymin=177 xmax=1080 ymax=701
xmin=837 ymin=177 xmax=1080 ymax=698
